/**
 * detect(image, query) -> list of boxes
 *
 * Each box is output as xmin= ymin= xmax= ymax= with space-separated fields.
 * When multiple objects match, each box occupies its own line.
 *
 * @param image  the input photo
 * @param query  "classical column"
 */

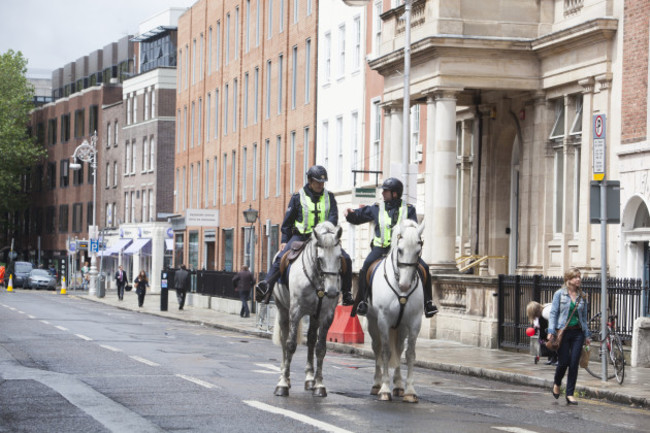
xmin=381 ymin=103 xmax=394 ymax=179
xmin=389 ymin=104 xmax=404 ymax=179
xmin=423 ymin=94 xmax=436 ymax=263
xmin=430 ymin=89 xmax=460 ymax=272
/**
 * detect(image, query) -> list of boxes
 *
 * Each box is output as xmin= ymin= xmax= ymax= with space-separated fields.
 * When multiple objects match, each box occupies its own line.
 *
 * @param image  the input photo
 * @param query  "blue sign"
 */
xmin=69 ymin=242 xmax=76 ymax=253
xmin=90 ymin=239 xmax=99 ymax=253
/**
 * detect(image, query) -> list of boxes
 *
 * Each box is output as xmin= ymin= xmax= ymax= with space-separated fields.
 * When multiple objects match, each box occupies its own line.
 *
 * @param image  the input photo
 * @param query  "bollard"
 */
xmin=7 ymin=274 xmax=14 ymax=292
xmin=160 ymin=271 xmax=168 ymax=311
xmin=60 ymin=276 xmax=67 ymax=295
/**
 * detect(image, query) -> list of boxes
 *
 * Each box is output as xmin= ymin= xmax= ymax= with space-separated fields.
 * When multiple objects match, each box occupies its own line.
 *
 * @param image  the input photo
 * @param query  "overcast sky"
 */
xmin=0 ymin=0 xmax=197 ymax=74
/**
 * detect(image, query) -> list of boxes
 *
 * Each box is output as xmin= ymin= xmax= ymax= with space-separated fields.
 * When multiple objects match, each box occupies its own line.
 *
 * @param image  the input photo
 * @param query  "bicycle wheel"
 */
xmin=610 ymin=334 xmax=625 ymax=384
xmin=584 ymin=341 xmax=616 ymax=381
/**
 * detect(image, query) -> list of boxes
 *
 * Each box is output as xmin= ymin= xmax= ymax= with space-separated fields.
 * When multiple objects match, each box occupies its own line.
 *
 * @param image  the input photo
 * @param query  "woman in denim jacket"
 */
xmin=548 ymin=267 xmax=591 ymax=405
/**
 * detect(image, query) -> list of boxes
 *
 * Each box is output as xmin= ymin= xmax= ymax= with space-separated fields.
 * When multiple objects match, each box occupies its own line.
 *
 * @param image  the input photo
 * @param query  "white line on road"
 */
xmin=253 ymin=370 xmax=280 ymax=374
xmin=75 ymin=334 xmax=93 ymax=341
xmin=18 ymin=310 xmax=25 ymax=314
xmin=244 ymin=400 xmax=354 ymax=433
xmin=40 ymin=320 xmax=50 ymax=325
xmin=255 ymin=363 xmax=281 ymax=372
xmin=99 ymin=345 xmax=122 ymax=352
xmin=176 ymin=374 xmax=219 ymax=389
xmin=55 ymin=325 xmax=68 ymax=331
xmin=8 ymin=307 xmax=16 ymax=311
xmin=28 ymin=315 xmax=36 ymax=319
xmin=493 ymin=427 xmax=540 ymax=433
xmin=130 ymin=355 xmax=160 ymax=367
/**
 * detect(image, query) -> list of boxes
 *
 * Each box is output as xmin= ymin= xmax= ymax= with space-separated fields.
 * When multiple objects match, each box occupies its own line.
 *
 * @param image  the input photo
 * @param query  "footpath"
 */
xmin=69 ymin=289 xmax=649 ymax=409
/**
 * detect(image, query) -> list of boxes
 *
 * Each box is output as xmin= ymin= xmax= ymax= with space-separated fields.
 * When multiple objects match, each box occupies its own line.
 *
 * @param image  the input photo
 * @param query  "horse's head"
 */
xmin=311 ymin=222 xmax=343 ymax=299
xmin=390 ymin=220 xmax=424 ymax=292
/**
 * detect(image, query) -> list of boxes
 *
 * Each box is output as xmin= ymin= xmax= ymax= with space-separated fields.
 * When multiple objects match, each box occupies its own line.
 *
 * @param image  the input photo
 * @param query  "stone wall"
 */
xmin=631 ymin=317 xmax=650 ymax=367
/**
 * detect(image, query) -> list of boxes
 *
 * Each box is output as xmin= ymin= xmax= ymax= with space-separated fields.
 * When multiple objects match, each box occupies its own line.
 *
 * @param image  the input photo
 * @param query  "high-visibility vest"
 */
xmin=373 ymin=201 xmax=407 ymax=247
xmin=294 ymin=188 xmax=330 ymax=235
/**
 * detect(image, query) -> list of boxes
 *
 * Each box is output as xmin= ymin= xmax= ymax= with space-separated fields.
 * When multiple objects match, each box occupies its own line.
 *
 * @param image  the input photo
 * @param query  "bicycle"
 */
xmin=584 ymin=310 xmax=625 ymax=384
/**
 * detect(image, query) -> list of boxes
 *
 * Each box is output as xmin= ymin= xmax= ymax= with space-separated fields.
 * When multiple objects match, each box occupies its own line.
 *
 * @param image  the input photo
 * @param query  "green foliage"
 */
xmin=0 ymin=50 xmax=46 ymax=221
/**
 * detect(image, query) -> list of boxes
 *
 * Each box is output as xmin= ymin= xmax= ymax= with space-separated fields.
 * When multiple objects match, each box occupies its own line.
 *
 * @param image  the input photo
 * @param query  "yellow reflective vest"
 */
xmin=294 ymin=188 xmax=330 ymax=235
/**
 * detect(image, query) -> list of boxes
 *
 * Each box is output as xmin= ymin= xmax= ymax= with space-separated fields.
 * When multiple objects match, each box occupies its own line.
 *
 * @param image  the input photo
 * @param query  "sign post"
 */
xmin=593 ymin=113 xmax=608 ymax=382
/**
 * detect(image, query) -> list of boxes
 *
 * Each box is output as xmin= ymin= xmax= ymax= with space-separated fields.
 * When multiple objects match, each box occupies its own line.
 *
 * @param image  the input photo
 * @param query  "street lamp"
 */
xmin=70 ymin=131 xmax=100 ymax=297
xmin=243 ymin=204 xmax=258 ymax=272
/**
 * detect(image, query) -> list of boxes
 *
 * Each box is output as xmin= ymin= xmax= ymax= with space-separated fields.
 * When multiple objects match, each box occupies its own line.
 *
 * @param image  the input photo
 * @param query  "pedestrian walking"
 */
xmin=134 ymin=270 xmax=149 ymax=307
xmin=526 ymin=301 xmax=557 ymax=365
xmin=115 ymin=265 xmax=128 ymax=301
xmin=233 ymin=265 xmax=255 ymax=318
xmin=174 ymin=264 xmax=190 ymax=310
xmin=81 ymin=261 xmax=90 ymax=290
xmin=548 ymin=267 xmax=591 ymax=405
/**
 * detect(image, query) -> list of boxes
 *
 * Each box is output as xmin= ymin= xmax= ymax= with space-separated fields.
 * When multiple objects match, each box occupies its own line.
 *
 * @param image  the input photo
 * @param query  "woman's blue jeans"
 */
xmin=553 ymin=327 xmax=585 ymax=397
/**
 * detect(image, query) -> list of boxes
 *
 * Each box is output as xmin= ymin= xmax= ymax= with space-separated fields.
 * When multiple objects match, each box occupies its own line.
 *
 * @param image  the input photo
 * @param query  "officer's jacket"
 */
xmin=345 ymin=199 xmax=417 ymax=246
xmin=281 ymin=185 xmax=339 ymax=243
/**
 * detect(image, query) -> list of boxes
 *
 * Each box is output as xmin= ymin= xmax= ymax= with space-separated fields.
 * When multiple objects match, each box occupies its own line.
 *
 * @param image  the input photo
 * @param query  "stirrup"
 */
xmin=356 ymin=301 xmax=368 ymax=316
xmin=424 ymin=301 xmax=439 ymax=318
xmin=255 ymin=281 xmax=269 ymax=300
xmin=341 ymin=291 xmax=354 ymax=306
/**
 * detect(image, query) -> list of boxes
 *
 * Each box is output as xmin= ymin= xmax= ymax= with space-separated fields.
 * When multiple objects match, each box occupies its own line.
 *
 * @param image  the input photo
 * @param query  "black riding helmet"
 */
xmin=306 ymin=165 xmax=328 ymax=183
xmin=381 ymin=177 xmax=403 ymax=198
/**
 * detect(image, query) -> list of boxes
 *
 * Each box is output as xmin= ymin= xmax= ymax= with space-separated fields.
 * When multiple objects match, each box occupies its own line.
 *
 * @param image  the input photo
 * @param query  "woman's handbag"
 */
xmin=546 ymin=296 xmax=581 ymax=352
xmin=125 ymin=284 xmax=132 ymax=292
xmin=579 ymin=345 xmax=590 ymax=368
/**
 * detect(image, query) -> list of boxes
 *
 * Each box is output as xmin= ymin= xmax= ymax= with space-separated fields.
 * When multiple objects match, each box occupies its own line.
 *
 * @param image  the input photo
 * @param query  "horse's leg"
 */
xmin=304 ymin=315 xmax=319 ymax=390
xmin=377 ymin=316 xmax=392 ymax=401
xmin=312 ymin=313 xmax=335 ymax=397
xmin=403 ymin=325 xmax=420 ymax=403
xmin=367 ymin=317 xmax=382 ymax=395
xmin=274 ymin=304 xmax=291 ymax=397
xmin=276 ymin=303 xmax=301 ymax=396
xmin=392 ymin=328 xmax=406 ymax=398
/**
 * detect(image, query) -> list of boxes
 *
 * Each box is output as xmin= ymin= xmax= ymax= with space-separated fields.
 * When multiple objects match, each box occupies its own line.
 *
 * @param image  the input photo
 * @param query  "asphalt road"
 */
xmin=1 ymin=291 xmax=648 ymax=433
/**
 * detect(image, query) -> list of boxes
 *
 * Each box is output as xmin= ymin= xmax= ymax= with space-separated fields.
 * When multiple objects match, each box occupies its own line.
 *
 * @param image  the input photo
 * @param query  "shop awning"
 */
xmin=124 ymin=238 xmax=151 ymax=255
xmin=100 ymin=238 xmax=133 ymax=256
xmin=165 ymin=238 xmax=174 ymax=251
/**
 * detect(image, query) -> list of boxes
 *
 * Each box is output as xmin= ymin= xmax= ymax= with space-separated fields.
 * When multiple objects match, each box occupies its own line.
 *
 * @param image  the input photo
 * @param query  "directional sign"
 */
xmin=592 ymin=114 xmax=606 ymax=181
xmin=353 ymin=187 xmax=377 ymax=205
xmin=90 ymin=239 xmax=99 ymax=253
xmin=68 ymin=242 xmax=76 ymax=253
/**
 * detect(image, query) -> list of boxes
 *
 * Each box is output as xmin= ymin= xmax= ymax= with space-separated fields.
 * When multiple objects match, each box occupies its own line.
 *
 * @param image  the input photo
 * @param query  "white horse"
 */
xmin=272 ymin=221 xmax=343 ymax=397
xmin=366 ymin=220 xmax=425 ymax=402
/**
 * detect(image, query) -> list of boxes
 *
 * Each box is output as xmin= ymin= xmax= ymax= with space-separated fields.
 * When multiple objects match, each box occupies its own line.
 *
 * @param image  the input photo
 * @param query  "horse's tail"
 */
xmin=272 ymin=309 xmax=305 ymax=346
xmin=388 ymin=328 xmax=401 ymax=368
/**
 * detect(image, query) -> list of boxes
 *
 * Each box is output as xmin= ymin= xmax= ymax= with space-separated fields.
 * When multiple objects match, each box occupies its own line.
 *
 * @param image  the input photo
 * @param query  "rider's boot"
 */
xmin=354 ymin=274 xmax=368 ymax=316
xmin=255 ymin=271 xmax=280 ymax=304
xmin=421 ymin=270 xmax=438 ymax=318
xmin=341 ymin=259 xmax=354 ymax=306
xmin=341 ymin=291 xmax=354 ymax=306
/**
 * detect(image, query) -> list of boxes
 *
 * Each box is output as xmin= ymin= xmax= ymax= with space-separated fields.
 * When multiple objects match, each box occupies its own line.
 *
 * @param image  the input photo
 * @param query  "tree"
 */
xmin=0 ymin=50 xmax=45 ymax=230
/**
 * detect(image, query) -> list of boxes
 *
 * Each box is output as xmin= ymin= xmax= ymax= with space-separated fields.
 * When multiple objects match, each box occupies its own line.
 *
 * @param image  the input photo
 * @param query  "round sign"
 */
xmin=594 ymin=115 xmax=604 ymax=137
xmin=8 ymin=251 xmax=17 ymax=260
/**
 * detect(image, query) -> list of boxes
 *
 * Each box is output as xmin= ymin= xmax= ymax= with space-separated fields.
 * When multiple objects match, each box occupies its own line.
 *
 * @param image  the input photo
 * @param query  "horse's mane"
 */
xmin=391 ymin=219 xmax=420 ymax=247
xmin=312 ymin=221 xmax=340 ymax=248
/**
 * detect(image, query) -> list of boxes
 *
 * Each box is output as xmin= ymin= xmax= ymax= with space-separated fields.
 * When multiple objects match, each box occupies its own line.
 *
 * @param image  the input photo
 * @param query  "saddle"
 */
xmin=279 ymin=241 xmax=307 ymax=276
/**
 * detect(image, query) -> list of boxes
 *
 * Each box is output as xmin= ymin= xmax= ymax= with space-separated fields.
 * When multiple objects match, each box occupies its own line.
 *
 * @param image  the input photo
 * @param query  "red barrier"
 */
xmin=327 ymin=305 xmax=364 ymax=344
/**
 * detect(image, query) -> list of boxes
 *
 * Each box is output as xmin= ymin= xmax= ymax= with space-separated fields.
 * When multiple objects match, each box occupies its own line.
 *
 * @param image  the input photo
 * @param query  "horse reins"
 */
xmin=301 ymin=235 xmax=341 ymax=319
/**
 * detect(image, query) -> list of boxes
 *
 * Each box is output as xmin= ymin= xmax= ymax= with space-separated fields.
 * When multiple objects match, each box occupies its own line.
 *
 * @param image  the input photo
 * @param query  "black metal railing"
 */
xmin=498 ymin=274 xmax=649 ymax=349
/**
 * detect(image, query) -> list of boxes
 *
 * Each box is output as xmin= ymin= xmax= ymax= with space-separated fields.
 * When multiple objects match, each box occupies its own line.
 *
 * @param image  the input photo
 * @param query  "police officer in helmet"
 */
xmin=345 ymin=177 xmax=438 ymax=317
xmin=255 ymin=165 xmax=354 ymax=306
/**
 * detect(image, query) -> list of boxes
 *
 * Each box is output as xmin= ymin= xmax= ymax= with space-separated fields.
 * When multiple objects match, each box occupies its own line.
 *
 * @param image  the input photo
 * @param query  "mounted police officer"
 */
xmin=345 ymin=177 xmax=438 ymax=317
xmin=255 ymin=165 xmax=354 ymax=306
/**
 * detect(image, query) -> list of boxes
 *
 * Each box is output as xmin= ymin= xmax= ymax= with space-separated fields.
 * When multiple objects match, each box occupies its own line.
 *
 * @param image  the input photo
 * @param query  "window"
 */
xmin=226 ymin=13 xmax=230 ymax=65
xmin=133 ymin=95 xmax=138 ymax=123
xmin=198 ymin=98 xmax=203 ymax=145
xmin=47 ymin=118 xmax=57 ymax=145
xmin=307 ymin=0 xmax=312 ymax=15
xmin=252 ymin=142 xmax=258 ymax=200
xmin=322 ymin=121 xmax=329 ymax=169
xmin=303 ymin=127 xmax=310 ymax=183
xmin=410 ymin=104 xmax=420 ymax=163
xmin=206 ymin=93 xmax=211 ymax=139
xmin=231 ymin=150 xmax=236 ymax=203
xmin=336 ymin=116 xmax=343 ymax=186
xmin=113 ymin=161 xmax=118 ymax=186
xmin=192 ymin=39 xmax=196 ymax=84
xmin=216 ymin=21 xmax=221 ymax=70
xmin=106 ymin=121 xmax=111 ymax=148
xmin=131 ymin=141 xmax=137 ymax=174
xmin=72 ymin=203 xmax=83 ymax=233
xmin=244 ymin=73 xmax=249 ymax=127
xmin=196 ymin=161 xmax=201 ymax=208
xmin=570 ymin=94 xmax=583 ymax=137
xmin=245 ymin=1 xmax=251 ymax=53
xmin=276 ymin=135 xmax=281 ymax=196
xmin=74 ymin=109 xmax=85 ymax=138
xmin=305 ymin=39 xmax=311 ymax=103
xmin=89 ymin=105 xmax=98 ymax=134
xmin=182 ymin=166 xmax=186 ymax=209
xmin=293 ymin=0 xmax=298 ymax=23
xmin=222 ymin=154 xmax=228 ymax=204
xmin=205 ymin=159 xmax=210 ymax=205
xmin=191 ymin=102 xmax=195 ymax=147
xmin=233 ymin=78 xmax=238 ymax=131
xmin=268 ymin=0 xmax=273 ymax=39
xmin=215 ymin=89 xmax=220 ymax=137
xmin=114 ymin=122 xmax=118 ymax=146
xmin=142 ymin=188 xmax=148 ymax=222
xmin=278 ymin=54 xmax=283 ymax=114
xmin=266 ymin=60 xmax=272 ymax=118
xmin=254 ymin=67 xmax=259 ymax=124
xmin=264 ymin=139 xmax=270 ymax=198
xmin=60 ymin=160 xmax=69 ymax=188
xmin=143 ymin=137 xmax=149 ymax=171
xmin=351 ymin=111 xmax=359 ymax=170
xmin=223 ymin=228 xmax=234 ymax=272
xmin=256 ymin=0 xmax=261 ymax=47
xmin=149 ymin=190 xmax=153 ymax=223
xmin=338 ymin=24 xmax=346 ymax=77
xmin=106 ymin=163 xmax=111 ymax=188
xmin=324 ymin=32 xmax=331 ymax=82
xmin=553 ymin=146 xmax=564 ymax=234
xmin=177 ymin=110 xmax=181 ymax=152
xmin=290 ymin=131 xmax=296 ymax=193
xmin=189 ymin=164 xmax=194 ymax=208
xmin=291 ymin=46 xmax=297 ymax=109
xmin=208 ymin=27 xmax=213 ymax=74
xmin=151 ymin=88 xmax=156 ymax=118
xmin=373 ymin=1 xmax=382 ymax=56
xmin=144 ymin=91 xmax=150 ymax=120
xmin=371 ymin=99 xmax=381 ymax=171
xmin=242 ymin=147 xmax=247 ymax=201
xmin=59 ymin=204 xmax=68 ymax=233
xmin=183 ymin=106 xmax=188 ymax=150
xmin=61 ymin=114 xmax=70 ymax=142
xmin=235 ymin=7 xmax=240 ymax=58
xmin=213 ymin=156 xmax=218 ymax=205
xmin=353 ymin=16 xmax=361 ymax=71
xmin=224 ymin=83 xmax=229 ymax=135
xmin=185 ymin=44 xmax=189 ymax=88
xmin=130 ymin=191 xmax=135 ymax=222
xmin=549 ymin=99 xmax=565 ymax=141
xmin=200 ymin=33 xmax=204 ymax=79
xmin=279 ymin=0 xmax=284 ymax=32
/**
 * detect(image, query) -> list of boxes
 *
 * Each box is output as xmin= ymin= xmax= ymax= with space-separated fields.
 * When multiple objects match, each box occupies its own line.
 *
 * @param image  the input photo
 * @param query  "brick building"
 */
xmin=173 ymin=0 xmax=318 ymax=276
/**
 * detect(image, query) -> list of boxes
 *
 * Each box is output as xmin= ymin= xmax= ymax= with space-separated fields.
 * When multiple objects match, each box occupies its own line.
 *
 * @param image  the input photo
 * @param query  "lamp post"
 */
xmin=70 ymin=131 xmax=99 ymax=297
xmin=242 ymin=204 xmax=259 ymax=273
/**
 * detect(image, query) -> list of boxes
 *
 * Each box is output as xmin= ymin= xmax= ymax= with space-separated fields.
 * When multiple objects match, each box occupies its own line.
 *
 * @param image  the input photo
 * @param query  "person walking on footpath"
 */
xmin=134 ymin=270 xmax=149 ymax=308
xmin=548 ymin=267 xmax=590 ymax=405
xmin=81 ymin=261 xmax=90 ymax=290
xmin=233 ymin=265 xmax=255 ymax=318
xmin=255 ymin=165 xmax=354 ymax=306
xmin=115 ymin=265 xmax=128 ymax=301
xmin=174 ymin=264 xmax=190 ymax=310
xmin=344 ymin=177 xmax=438 ymax=318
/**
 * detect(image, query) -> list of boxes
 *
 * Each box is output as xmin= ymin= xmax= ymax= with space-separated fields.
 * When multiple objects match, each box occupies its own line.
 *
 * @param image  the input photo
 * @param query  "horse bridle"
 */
xmin=302 ymin=236 xmax=342 ymax=318
xmin=383 ymin=234 xmax=423 ymax=328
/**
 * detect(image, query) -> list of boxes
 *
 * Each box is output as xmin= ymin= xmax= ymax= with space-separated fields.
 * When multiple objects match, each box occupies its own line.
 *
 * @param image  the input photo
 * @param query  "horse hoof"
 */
xmin=370 ymin=385 xmax=381 ymax=396
xmin=378 ymin=392 xmax=392 ymax=401
xmin=304 ymin=380 xmax=315 ymax=390
xmin=312 ymin=387 xmax=327 ymax=397
xmin=403 ymin=394 xmax=419 ymax=404
xmin=393 ymin=388 xmax=404 ymax=397
xmin=274 ymin=386 xmax=290 ymax=397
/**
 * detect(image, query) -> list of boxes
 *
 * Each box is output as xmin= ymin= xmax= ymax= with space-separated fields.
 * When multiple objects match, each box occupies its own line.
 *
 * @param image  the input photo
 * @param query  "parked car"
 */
xmin=5 ymin=261 xmax=34 ymax=287
xmin=27 ymin=269 xmax=57 ymax=290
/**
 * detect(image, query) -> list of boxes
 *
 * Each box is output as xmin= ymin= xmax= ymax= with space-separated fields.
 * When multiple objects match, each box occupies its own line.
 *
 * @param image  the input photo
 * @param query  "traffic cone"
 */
xmin=7 ymin=274 xmax=13 ymax=292
xmin=60 ymin=277 xmax=67 ymax=295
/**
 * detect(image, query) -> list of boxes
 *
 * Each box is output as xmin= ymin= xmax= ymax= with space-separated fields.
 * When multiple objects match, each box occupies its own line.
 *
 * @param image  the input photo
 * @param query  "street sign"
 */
xmin=90 ymin=239 xmax=99 ymax=253
xmin=68 ymin=242 xmax=76 ymax=253
xmin=353 ymin=187 xmax=377 ymax=205
xmin=592 ymin=114 xmax=606 ymax=181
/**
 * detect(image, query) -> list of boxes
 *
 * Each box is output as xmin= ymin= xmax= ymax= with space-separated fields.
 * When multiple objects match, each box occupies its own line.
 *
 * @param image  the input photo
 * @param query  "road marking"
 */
xmin=99 ymin=345 xmax=122 ymax=352
xmin=493 ymin=427 xmax=540 ymax=433
xmin=244 ymin=400 xmax=353 ymax=433
xmin=255 ymin=363 xmax=281 ymax=372
xmin=28 ymin=315 xmax=36 ymax=319
xmin=55 ymin=325 xmax=68 ymax=331
xmin=253 ymin=370 xmax=280 ymax=374
xmin=18 ymin=310 xmax=26 ymax=314
xmin=40 ymin=320 xmax=50 ymax=325
xmin=75 ymin=334 xmax=93 ymax=341
xmin=130 ymin=355 xmax=160 ymax=367
xmin=176 ymin=374 xmax=218 ymax=389
xmin=9 ymin=307 xmax=16 ymax=311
